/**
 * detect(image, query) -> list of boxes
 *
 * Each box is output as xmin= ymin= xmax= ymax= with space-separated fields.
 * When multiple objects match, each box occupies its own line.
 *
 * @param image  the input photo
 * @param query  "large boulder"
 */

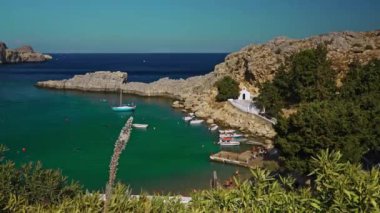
xmin=0 ymin=41 xmax=52 ymax=64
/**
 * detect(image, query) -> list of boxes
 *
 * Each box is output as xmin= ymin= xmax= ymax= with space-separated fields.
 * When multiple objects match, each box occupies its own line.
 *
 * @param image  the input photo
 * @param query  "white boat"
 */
xmin=132 ymin=124 xmax=148 ymax=128
xmin=112 ymin=89 xmax=136 ymax=112
xmin=190 ymin=119 xmax=203 ymax=124
xmin=189 ymin=112 xmax=195 ymax=116
xmin=219 ymin=133 xmax=243 ymax=138
xmin=183 ymin=116 xmax=194 ymax=122
xmin=219 ymin=129 xmax=235 ymax=134
xmin=218 ymin=137 xmax=240 ymax=146
xmin=209 ymin=124 xmax=218 ymax=131
xmin=112 ymin=105 xmax=136 ymax=112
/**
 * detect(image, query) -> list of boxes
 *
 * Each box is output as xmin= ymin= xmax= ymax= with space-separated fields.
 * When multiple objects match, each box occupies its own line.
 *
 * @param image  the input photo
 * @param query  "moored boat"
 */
xmin=217 ymin=137 xmax=240 ymax=146
xmin=112 ymin=89 xmax=136 ymax=112
xmin=112 ymin=105 xmax=136 ymax=112
xmin=132 ymin=123 xmax=149 ymax=128
xmin=219 ymin=129 xmax=235 ymax=134
xmin=209 ymin=124 xmax=219 ymax=131
xmin=190 ymin=119 xmax=203 ymax=124
xmin=183 ymin=116 xmax=194 ymax=121
xmin=219 ymin=133 xmax=243 ymax=138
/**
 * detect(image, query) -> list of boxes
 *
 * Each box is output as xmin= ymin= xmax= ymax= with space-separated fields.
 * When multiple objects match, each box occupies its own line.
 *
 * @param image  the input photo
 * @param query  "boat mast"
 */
xmin=119 ymin=88 xmax=122 ymax=106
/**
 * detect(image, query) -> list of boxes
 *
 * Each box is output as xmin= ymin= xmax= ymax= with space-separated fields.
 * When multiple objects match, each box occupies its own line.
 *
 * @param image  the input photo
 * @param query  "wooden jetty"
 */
xmin=210 ymin=150 xmax=264 ymax=169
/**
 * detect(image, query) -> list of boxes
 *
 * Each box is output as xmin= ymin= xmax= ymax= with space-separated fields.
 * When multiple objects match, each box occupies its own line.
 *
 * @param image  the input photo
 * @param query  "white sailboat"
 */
xmin=112 ymin=89 xmax=136 ymax=112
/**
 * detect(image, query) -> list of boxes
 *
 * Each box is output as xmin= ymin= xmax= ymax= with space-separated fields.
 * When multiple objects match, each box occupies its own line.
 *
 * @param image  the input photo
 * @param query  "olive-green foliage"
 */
xmin=256 ymin=82 xmax=281 ymax=117
xmin=310 ymin=150 xmax=380 ymax=212
xmin=9 ymin=150 xmax=379 ymax=212
xmin=215 ymin=76 xmax=240 ymax=102
xmin=257 ymin=45 xmax=336 ymax=116
xmin=275 ymin=60 xmax=380 ymax=174
xmin=7 ymin=183 xmax=186 ymax=213
xmin=340 ymin=60 xmax=380 ymax=99
xmin=0 ymin=146 xmax=82 ymax=212
xmin=276 ymin=100 xmax=374 ymax=173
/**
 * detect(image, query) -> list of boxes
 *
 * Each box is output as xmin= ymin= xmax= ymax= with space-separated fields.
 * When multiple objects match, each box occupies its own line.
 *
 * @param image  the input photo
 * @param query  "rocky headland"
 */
xmin=36 ymin=71 xmax=128 ymax=92
xmin=36 ymin=30 xmax=380 ymax=140
xmin=0 ymin=41 xmax=52 ymax=64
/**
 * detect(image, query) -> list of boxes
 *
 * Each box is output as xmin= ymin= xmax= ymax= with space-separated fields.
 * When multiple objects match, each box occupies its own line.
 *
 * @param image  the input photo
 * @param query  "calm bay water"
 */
xmin=0 ymin=53 xmax=248 ymax=194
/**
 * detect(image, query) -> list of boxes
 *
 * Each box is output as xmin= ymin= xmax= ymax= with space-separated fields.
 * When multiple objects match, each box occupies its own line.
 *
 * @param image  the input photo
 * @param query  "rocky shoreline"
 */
xmin=0 ymin=42 xmax=52 ymax=64
xmin=36 ymin=30 xmax=380 ymax=140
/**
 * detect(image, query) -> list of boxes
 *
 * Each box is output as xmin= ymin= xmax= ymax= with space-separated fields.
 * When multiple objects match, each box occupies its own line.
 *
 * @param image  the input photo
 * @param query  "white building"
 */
xmin=238 ymin=87 xmax=251 ymax=101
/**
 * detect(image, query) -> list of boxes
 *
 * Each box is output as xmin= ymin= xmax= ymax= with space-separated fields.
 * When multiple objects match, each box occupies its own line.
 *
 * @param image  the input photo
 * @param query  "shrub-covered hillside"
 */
xmin=257 ymin=46 xmax=380 ymax=174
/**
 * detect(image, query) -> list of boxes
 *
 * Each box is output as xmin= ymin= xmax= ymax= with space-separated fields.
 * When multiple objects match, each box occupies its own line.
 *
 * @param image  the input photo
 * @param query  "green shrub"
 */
xmin=0 ymin=146 xmax=82 ymax=211
xmin=215 ymin=76 xmax=240 ymax=102
xmin=11 ymin=150 xmax=379 ymax=212
xmin=257 ymin=45 xmax=336 ymax=116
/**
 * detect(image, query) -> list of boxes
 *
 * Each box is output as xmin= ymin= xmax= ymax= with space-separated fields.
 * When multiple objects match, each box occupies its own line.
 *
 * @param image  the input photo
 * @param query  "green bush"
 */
xmin=0 ymin=146 xmax=82 ymax=211
xmin=215 ymin=76 xmax=240 ymax=102
xmin=257 ymin=45 xmax=336 ymax=116
xmin=275 ymin=59 xmax=380 ymax=174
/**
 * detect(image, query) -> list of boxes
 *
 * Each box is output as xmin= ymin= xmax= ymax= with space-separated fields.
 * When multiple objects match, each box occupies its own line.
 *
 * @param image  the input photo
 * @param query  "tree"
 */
xmin=256 ymin=82 xmax=283 ymax=117
xmin=257 ymin=45 xmax=337 ymax=116
xmin=215 ymin=76 xmax=240 ymax=102
xmin=275 ymin=100 xmax=372 ymax=174
xmin=340 ymin=59 xmax=380 ymax=99
xmin=288 ymin=45 xmax=336 ymax=103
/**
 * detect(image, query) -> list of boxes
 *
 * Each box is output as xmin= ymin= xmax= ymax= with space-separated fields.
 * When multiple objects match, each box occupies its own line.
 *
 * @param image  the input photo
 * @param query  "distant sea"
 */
xmin=0 ymin=53 xmax=249 ymax=194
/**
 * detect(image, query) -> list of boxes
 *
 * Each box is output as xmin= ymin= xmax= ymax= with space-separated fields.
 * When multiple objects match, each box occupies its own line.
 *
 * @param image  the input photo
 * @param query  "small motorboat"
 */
xmin=209 ymin=124 xmax=219 ymax=131
xmin=219 ymin=133 xmax=243 ymax=138
xmin=218 ymin=137 xmax=240 ymax=146
xmin=132 ymin=123 xmax=149 ymax=128
xmin=219 ymin=129 xmax=235 ymax=134
xmin=189 ymin=112 xmax=195 ymax=116
xmin=183 ymin=116 xmax=194 ymax=122
xmin=190 ymin=119 xmax=204 ymax=124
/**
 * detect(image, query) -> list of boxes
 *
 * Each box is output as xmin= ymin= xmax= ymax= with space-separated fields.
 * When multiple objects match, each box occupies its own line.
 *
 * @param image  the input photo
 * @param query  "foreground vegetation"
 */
xmin=257 ymin=46 xmax=380 ymax=174
xmin=1 ymin=145 xmax=379 ymax=212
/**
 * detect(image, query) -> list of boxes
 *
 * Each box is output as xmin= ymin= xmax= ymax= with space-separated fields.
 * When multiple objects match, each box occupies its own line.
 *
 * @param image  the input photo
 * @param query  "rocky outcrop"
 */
xmin=36 ymin=71 xmax=128 ymax=92
xmin=216 ymin=30 xmax=380 ymax=90
xmin=0 ymin=42 xmax=7 ymax=64
xmin=0 ymin=41 xmax=52 ymax=64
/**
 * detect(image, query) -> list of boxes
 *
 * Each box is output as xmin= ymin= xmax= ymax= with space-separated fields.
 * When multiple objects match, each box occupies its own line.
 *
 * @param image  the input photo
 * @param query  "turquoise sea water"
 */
xmin=0 ymin=54 xmax=247 ymax=194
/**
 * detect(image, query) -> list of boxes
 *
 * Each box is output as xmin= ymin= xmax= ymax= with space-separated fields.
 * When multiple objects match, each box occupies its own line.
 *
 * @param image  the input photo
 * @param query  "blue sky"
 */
xmin=1 ymin=0 xmax=380 ymax=53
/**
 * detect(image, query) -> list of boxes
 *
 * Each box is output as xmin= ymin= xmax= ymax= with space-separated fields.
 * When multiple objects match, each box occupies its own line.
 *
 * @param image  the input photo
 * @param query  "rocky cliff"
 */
xmin=36 ymin=71 xmax=127 ymax=92
xmin=36 ymin=30 xmax=380 ymax=139
xmin=0 ymin=42 xmax=52 ymax=64
xmin=216 ymin=30 xmax=380 ymax=90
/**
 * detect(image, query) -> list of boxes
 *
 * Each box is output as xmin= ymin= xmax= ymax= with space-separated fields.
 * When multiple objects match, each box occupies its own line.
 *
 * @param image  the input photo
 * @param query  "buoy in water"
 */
xmin=22 ymin=147 xmax=26 ymax=152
